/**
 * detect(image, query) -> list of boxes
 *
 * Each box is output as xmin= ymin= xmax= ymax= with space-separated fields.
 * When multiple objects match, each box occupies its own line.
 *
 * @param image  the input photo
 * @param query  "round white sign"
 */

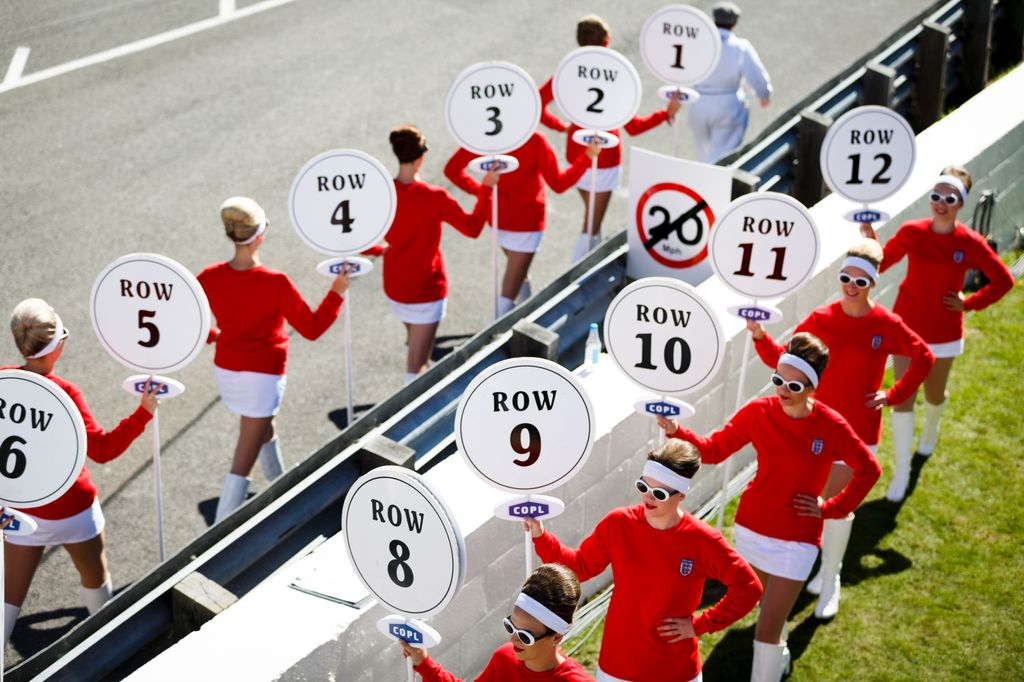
xmin=343 ymin=467 xmax=466 ymax=619
xmin=90 ymin=253 xmax=211 ymax=374
xmin=604 ymin=278 xmax=725 ymax=396
xmin=455 ymin=358 xmax=595 ymax=494
xmin=0 ymin=370 xmax=87 ymax=509
xmin=289 ymin=149 xmax=397 ymax=256
xmin=640 ymin=5 xmax=722 ymax=86
xmin=820 ymin=105 xmax=917 ymax=204
xmin=444 ymin=61 xmax=541 ymax=156
xmin=552 ymin=47 xmax=643 ymax=130
xmin=709 ymin=192 xmax=820 ymax=300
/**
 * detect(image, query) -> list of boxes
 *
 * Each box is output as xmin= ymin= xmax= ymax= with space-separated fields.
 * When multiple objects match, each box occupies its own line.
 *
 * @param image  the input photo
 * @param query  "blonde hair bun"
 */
xmin=220 ymin=197 xmax=267 ymax=243
xmin=10 ymin=298 xmax=59 ymax=358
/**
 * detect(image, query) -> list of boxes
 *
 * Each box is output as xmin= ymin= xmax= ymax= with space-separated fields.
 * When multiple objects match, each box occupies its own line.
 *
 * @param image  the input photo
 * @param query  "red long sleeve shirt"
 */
xmin=538 ymin=77 xmax=669 ymax=168
xmin=197 ymin=263 xmax=342 ymax=375
xmin=881 ymin=218 xmax=1014 ymax=344
xmin=753 ymin=301 xmax=934 ymax=445
xmin=2 ymin=368 xmax=152 ymax=520
xmin=670 ymin=397 xmax=881 ymax=545
xmin=444 ymin=132 xmax=589 ymax=233
xmin=533 ymin=505 xmax=762 ymax=682
xmin=372 ymin=179 xmax=491 ymax=304
xmin=415 ymin=643 xmax=592 ymax=682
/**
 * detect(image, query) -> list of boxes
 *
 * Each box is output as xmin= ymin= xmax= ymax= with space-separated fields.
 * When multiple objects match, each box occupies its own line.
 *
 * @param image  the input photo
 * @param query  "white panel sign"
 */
xmin=343 ymin=467 xmax=466 ymax=619
xmin=552 ymin=47 xmax=642 ymax=130
xmin=455 ymin=358 xmax=595 ymax=494
xmin=444 ymin=61 xmax=541 ymax=155
xmin=626 ymin=147 xmax=731 ymax=284
xmin=604 ymin=278 xmax=725 ymax=396
xmin=0 ymin=370 xmax=87 ymax=509
xmin=709 ymin=192 xmax=820 ymax=300
xmin=820 ymin=105 xmax=917 ymax=204
xmin=640 ymin=5 xmax=721 ymax=86
xmin=289 ymin=149 xmax=397 ymax=256
xmin=91 ymin=253 xmax=211 ymax=374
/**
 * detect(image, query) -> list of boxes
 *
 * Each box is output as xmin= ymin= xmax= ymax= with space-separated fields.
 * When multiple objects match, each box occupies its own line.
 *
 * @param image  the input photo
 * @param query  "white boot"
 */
xmin=4 ymin=603 xmax=20 ymax=643
xmin=516 ymin=278 xmax=532 ymax=304
xmin=814 ymin=515 xmax=854 ymax=619
xmin=497 ymin=296 xmax=515 ymax=317
xmin=887 ymin=411 xmax=915 ymax=502
xmin=403 ymin=372 xmax=419 ymax=386
xmin=751 ymin=640 xmax=789 ymax=682
xmin=81 ymin=575 xmax=113 ymax=615
xmin=258 ymin=437 xmax=284 ymax=482
xmin=571 ymin=234 xmax=600 ymax=264
xmin=214 ymin=473 xmax=250 ymax=523
xmin=917 ymin=399 xmax=946 ymax=456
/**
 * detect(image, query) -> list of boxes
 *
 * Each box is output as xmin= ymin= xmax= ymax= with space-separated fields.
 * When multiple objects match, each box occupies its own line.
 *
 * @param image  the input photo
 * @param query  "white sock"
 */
xmin=887 ymin=411 xmax=915 ymax=502
xmin=214 ymin=473 xmax=251 ymax=523
xmin=258 ymin=437 xmax=284 ymax=482
xmin=81 ymin=575 xmax=113 ymax=615
xmin=917 ymin=399 xmax=946 ymax=456
xmin=571 ymin=233 xmax=598 ymax=264
xmin=516 ymin=278 xmax=532 ymax=303
xmin=403 ymin=372 xmax=419 ymax=386
xmin=497 ymin=296 xmax=515 ymax=317
xmin=4 ymin=603 xmax=20 ymax=643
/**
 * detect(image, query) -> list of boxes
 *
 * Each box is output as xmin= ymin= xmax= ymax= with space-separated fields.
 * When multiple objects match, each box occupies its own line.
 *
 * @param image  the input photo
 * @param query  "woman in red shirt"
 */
xmin=400 ymin=563 xmax=593 ymax=681
xmin=373 ymin=125 xmax=495 ymax=384
xmin=745 ymin=239 xmax=933 ymax=618
xmin=658 ymin=333 xmax=881 ymax=682
xmin=523 ymin=441 xmax=762 ymax=682
xmin=4 ymin=298 xmax=159 ymax=643
xmin=197 ymin=198 xmax=350 ymax=523
xmin=863 ymin=167 xmax=1013 ymax=502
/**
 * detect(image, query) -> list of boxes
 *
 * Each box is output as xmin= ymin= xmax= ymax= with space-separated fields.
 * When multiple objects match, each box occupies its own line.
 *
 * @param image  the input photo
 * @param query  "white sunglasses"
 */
xmin=502 ymin=616 xmax=553 ymax=646
xmin=838 ymin=271 xmax=872 ymax=289
xmin=635 ymin=478 xmax=677 ymax=501
xmin=929 ymin=191 xmax=959 ymax=206
xmin=771 ymin=372 xmax=809 ymax=393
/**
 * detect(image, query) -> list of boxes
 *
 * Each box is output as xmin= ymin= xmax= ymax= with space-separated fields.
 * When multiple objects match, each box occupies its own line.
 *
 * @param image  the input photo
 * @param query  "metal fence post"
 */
xmin=914 ymin=21 xmax=951 ymax=132
xmin=731 ymin=169 xmax=761 ymax=198
xmin=862 ymin=62 xmax=897 ymax=107
xmin=794 ymin=109 xmax=832 ymax=206
xmin=963 ymin=0 xmax=995 ymax=95
xmin=992 ymin=0 xmax=1024 ymax=71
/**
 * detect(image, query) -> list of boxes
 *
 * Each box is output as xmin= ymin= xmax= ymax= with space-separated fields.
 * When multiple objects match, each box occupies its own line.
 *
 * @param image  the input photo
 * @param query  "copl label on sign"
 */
xmin=643 ymin=401 xmax=681 ymax=417
xmin=508 ymin=502 xmax=550 ymax=518
xmin=737 ymin=307 xmax=771 ymax=322
xmin=389 ymin=623 xmax=424 ymax=644
xmin=134 ymin=382 xmax=168 ymax=395
xmin=329 ymin=262 xmax=361 ymax=275
xmin=853 ymin=210 xmax=883 ymax=223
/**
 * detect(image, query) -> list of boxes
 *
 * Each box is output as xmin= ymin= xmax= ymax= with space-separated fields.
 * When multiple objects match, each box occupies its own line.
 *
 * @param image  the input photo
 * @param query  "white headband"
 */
xmin=642 ymin=460 xmax=692 ymax=495
xmin=514 ymin=592 xmax=570 ymax=634
xmin=936 ymin=174 xmax=968 ymax=201
xmin=840 ymin=256 xmax=879 ymax=283
xmin=26 ymin=314 xmax=66 ymax=359
xmin=778 ymin=353 xmax=819 ymax=387
xmin=237 ymin=218 xmax=267 ymax=245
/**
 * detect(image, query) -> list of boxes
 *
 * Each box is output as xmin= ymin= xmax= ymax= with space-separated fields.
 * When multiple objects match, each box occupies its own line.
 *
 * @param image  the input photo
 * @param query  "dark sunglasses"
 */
xmin=771 ymin=372 xmax=808 ymax=393
xmin=838 ymin=271 xmax=872 ymax=289
xmin=929 ymin=191 xmax=959 ymax=206
xmin=635 ymin=478 xmax=677 ymax=501
xmin=502 ymin=616 xmax=553 ymax=646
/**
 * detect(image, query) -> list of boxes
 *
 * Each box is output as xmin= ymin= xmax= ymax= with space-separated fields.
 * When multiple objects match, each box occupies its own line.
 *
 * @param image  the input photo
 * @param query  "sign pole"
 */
xmin=586 ymin=152 xmax=599 ymax=240
xmin=523 ymin=495 xmax=532 ymax=577
xmin=344 ymin=289 xmax=355 ymax=427
xmin=716 ymin=307 xmax=755 ymax=532
xmin=492 ymin=178 xmax=500 ymax=320
xmin=152 ymin=404 xmax=165 ymax=562
xmin=403 ymin=621 xmax=415 ymax=682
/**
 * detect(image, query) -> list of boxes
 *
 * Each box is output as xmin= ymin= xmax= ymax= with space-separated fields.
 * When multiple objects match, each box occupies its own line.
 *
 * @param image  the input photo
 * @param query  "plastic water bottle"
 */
xmin=584 ymin=323 xmax=601 ymax=371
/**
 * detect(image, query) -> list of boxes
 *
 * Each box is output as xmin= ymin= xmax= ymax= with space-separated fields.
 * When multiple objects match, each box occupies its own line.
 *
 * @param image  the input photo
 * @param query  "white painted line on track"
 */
xmin=0 ymin=0 xmax=300 ymax=96
xmin=219 ymin=0 xmax=237 ymax=17
xmin=3 ymin=46 xmax=31 ymax=85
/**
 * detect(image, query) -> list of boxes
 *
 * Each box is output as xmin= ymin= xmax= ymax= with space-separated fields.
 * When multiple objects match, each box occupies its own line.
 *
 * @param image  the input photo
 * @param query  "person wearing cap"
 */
xmin=197 ymin=198 xmax=350 ymax=523
xmin=861 ymin=166 xmax=1014 ymax=502
xmin=523 ymin=441 xmax=762 ymax=682
xmin=399 ymin=563 xmax=593 ymax=681
xmin=657 ymin=332 xmax=881 ymax=682
xmin=366 ymin=125 xmax=495 ymax=384
xmin=687 ymin=2 xmax=772 ymax=163
xmin=537 ymin=14 xmax=681 ymax=264
xmin=3 ymin=298 xmax=161 ymax=643
xmin=744 ymin=239 xmax=933 ymax=619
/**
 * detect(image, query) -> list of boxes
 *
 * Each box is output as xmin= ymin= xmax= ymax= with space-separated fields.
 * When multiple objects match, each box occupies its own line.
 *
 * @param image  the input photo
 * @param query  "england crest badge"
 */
xmin=871 ymin=334 xmax=883 ymax=350
xmin=679 ymin=559 xmax=694 ymax=576
xmin=953 ymin=250 xmax=964 ymax=264
xmin=811 ymin=438 xmax=824 ymax=455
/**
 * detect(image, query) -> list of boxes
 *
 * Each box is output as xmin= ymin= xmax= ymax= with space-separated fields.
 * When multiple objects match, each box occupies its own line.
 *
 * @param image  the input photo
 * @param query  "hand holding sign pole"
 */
xmin=445 ymin=62 xmax=539 ymax=319
xmin=289 ymin=149 xmax=396 ymax=426
xmin=91 ymin=253 xmax=211 ymax=561
xmin=709 ymin=192 xmax=821 ymax=529
xmin=456 ymin=358 xmax=595 ymax=579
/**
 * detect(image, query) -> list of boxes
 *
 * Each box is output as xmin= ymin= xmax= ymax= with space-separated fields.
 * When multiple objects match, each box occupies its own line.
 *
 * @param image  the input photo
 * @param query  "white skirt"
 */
xmin=497 ymin=229 xmax=544 ymax=254
xmin=214 ymin=367 xmax=286 ymax=418
xmin=6 ymin=498 xmax=105 ymax=547
xmin=597 ymin=667 xmax=701 ymax=682
xmin=929 ymin=338 xmax=964 ymax=358
xmin=734 ymin=524 xmax=819 ymax=581
xmin=387 ymin=297 xmax=447 ymax=325
xmin=575 ymin=165 xmax=621 ymax=192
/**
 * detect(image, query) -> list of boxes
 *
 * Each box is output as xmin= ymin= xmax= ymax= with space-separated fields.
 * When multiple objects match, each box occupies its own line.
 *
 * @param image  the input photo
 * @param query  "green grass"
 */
xmin=568 ymin=258 xmax=1023 ymax=681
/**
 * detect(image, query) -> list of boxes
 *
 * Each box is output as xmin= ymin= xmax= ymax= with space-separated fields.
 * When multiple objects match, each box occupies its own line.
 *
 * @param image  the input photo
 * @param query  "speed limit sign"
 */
xmin=639 ymin=5 xmax=721 ymax=86
xmin=342 ymin=467 xmax=466 ymax=619
xmin=288 ymin=149 xmax=397 ymax=256
xmin=90 ymin=253 xmax=211 ymax=374
xmin=552 ymin=47 xmax=643 ymax=130
xmin=0 ymin=370 xmax=87 ymax=508
xmin=444 ymin=61 xmax=541 ymax=155
xmin=455 ymin=358 xmax=595 ymax=494
xmin=604 ymin=277 xmax=725 ymax=396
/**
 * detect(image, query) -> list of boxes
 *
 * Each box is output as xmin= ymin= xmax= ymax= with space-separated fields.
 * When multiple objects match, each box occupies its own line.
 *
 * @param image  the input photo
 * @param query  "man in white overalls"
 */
xmin=687 ymin=2 xmax=773 ymax=163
